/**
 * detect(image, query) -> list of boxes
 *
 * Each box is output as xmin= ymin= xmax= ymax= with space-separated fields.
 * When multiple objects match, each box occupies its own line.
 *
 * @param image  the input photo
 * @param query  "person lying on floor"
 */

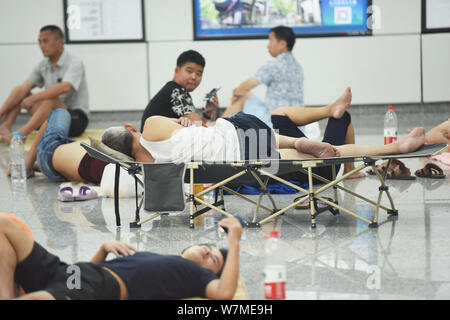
xmin=0 ymin=215 xmax=242 ymax=300
xmin=101 ymin=88 xmax=426 ymax=170
xmin=7 ymin=108 xmax=107 ymax=184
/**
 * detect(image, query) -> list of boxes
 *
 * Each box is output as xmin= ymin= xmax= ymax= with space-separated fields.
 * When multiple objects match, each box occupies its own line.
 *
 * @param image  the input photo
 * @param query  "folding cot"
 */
xmin=81 ymin=142 xmax=447 ymax=230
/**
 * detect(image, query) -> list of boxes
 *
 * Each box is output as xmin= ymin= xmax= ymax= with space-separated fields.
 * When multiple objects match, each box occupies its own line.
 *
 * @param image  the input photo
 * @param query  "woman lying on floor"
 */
xmin=9 ymin=108 xmax=107 ymax=184
xmin=101 ymin=88 xmax=426 ymax=170
xmin=0 ymin=214 xmax=242 ymax=300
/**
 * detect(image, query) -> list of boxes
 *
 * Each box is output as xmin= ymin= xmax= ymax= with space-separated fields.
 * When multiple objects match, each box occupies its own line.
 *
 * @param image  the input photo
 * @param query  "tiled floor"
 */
xmin=1 ymin=108 xmax=449 ymax=300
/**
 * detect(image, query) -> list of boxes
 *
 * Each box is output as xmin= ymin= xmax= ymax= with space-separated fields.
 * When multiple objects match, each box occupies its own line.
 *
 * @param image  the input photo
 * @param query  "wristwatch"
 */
xmin=202 ymin=112 xmax=211 ymax=120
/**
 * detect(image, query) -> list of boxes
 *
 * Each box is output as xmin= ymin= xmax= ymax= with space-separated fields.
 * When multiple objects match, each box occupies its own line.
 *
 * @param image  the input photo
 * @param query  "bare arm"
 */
xmin=0 ymin=81 xmax=35 ymax=117
xmin=142 ymin=115 xmax=186 ymax=142
xmin=205 ymin=218 xmax=243 ymax=300
xmin=90 ymin=241 xmax=137 ymax=264
xmin=233 ymin=77 xmax=260 ymax=97
xmin=183 ymin=93 xmax=219 ymax=127
xmin=25 ymin=121 xmax=48 ymax=175
xmin=21 ymin=82 xmax=72 ymax=109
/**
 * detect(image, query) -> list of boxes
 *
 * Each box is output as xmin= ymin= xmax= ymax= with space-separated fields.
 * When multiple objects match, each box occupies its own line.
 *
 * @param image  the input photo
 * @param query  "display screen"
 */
xmin=422 ymin=0 xmax=450 ymax=33
xmin=64 ymin=0 xmax=145 ymax=43
xmin=194 ymin=0 xmax=372 ymax=40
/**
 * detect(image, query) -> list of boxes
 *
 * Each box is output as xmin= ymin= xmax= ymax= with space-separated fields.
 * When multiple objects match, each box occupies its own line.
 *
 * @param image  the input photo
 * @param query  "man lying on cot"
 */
xmin=0 ymin=214 xmax=242 ymax=300
xmin=101 ymin=87 xmax=426 ymax=168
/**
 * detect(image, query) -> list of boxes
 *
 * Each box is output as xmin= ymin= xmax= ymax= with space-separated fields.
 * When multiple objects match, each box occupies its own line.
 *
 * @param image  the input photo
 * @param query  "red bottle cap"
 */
xmin=388 ymin=106 xmax=399 ymax=112
xmin=270 ymin=230 xmax=279 ymax=238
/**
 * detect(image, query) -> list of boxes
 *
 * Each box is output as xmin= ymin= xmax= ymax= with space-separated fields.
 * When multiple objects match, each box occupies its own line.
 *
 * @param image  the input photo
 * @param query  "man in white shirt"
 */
xmin=0 ymin=25 xmax=89 ymax=143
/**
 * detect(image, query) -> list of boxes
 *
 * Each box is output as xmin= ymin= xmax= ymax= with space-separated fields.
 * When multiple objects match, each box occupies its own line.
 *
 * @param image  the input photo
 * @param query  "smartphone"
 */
xmin=204 ymin=87 xmax=221 ymax=101
xmin=218 ymin=215 xmax=247 ymax=235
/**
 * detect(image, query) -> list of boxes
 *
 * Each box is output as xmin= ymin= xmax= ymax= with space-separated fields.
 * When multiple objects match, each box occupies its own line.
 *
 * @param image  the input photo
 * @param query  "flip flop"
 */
xmin=415 ymin=163 xmax=446 ymax=179
xmin=294 ymin=197 xmax=332 ymax=210
xmin=367 ymin=160 xmax=391 ymax=176
xmin=386 ymin=160 xmax=416 ymax=180
xmin=57 ymin=187 xmax=74 ymax=202
xmin=75 ymin=186 xmax=98 ymax=201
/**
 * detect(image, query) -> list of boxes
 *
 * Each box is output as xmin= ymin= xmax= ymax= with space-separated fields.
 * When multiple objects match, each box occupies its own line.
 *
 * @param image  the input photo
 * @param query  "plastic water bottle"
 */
xmin=204 ymin=184 xmax=215 ymax=230
xmin=10 ymin=132 xmax=26 ymax=184
xmin=384 ymin=106 xmax=398 ymax=145
xmin=264 ymin=230 xmax=286 ymax=300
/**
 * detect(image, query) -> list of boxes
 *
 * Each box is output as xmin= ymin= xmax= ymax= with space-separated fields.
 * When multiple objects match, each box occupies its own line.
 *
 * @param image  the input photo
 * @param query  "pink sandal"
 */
xmin=57 ymin=187 xmax=74 ymax=202
xmin=75 ymin=186 xmax=98 ymax=201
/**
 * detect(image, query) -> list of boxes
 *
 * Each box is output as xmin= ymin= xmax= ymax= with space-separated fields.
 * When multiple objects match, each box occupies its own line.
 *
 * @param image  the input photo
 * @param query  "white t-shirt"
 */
xmin=139 ymin=119 xmax=241 ymax=164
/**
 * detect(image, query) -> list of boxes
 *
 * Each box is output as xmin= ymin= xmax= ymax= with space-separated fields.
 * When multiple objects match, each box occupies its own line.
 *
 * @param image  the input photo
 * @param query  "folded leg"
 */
xmin=0 ymin=215 xmax=35 ymax=299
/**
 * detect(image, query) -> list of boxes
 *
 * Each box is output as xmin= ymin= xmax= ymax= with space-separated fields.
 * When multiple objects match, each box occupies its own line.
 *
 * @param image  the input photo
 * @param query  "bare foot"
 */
xmin=344 ymin=170 xmax=366 ymax=179
xmin=441 ymin=129 xmax=450 ymax=153
xmin=2 ymin=132 xmax=13 ymax=144
xmin=397 ymin=127 xmax=426 ymax=154
xmin=329 ymin=87 xmax=352 ymax=119
xmin=0 ymin=125 xmax=11 ymax=141
xmin=294 ymin=138 xmax=340 ymax=158
xmin=441 ymin=128 xmax=450 ymax=141
xmin=343 ymin=163 xmax=366 ymax=179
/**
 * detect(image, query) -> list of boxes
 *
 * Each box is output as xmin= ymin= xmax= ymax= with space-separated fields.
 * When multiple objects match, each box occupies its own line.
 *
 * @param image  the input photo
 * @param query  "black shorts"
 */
xmin=271 ymin=112 xmax=352 ymax=184
xmin=69 ymin=109 xmax=89 ymax=137
xmin=223 ymin=112 xmax=280 ymax=161
xmin=15 ymin=242 xmax=120 ymax=300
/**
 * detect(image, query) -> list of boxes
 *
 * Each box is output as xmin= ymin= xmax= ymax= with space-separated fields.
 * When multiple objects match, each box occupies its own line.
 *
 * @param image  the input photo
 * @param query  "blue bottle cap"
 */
xmin=12 ymin=132 xmax=26 ymax=139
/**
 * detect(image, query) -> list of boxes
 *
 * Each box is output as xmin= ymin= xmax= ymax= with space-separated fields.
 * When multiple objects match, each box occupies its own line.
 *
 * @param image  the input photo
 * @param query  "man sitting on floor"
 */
xmin=0 ymin=25 xmax=90 ymax=143
xmin=0 ymin=215 xmax=242 ymax=300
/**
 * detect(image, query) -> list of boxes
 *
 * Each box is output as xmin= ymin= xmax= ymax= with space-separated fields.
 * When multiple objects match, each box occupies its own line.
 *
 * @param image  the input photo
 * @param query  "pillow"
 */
xmin=89 ymin=136 xmax=135 ymax=162
xmin=100 ymin=164 xmax=144 ymax=198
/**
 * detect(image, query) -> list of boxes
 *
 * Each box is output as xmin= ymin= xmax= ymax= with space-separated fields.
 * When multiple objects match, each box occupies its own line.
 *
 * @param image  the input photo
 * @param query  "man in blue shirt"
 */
xmin=226 ymin=26 xmax=363 ymax=178
xmin=234 ymin=26 xmax=305 ymax=116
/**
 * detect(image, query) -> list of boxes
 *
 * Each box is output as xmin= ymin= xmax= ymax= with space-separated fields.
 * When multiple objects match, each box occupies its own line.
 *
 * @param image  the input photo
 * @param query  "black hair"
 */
xmin=270 ymin=25 xmax=296 ymax=51
xmin=176 ymin=50 xmax=206 ymax=68
xmin=40 ymin=25 xmax=65 ymax=39
xmin=182 ymin=243 xmax=228 ymax=276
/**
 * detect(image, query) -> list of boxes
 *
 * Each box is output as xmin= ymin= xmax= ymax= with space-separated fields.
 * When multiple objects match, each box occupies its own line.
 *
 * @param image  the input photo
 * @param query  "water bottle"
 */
xmin=384 ymin=106 xmax=398 ymax=145
xmin=204 ymin=184 xmax=215 ymax=230
xmin=264 ymin=230 xmax=286 ymax=300
xmin=10 ymin=132 xmax=26 ymax=184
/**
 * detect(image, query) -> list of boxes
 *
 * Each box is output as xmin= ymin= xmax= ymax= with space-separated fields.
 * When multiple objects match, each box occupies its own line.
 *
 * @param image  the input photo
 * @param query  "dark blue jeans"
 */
xmin=37 ymin=109 xmax=74 ymax=182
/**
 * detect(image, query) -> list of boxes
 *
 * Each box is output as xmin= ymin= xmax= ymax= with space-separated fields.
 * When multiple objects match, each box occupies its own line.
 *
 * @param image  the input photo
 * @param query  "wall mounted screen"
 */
xmin=194 ymin=0 xmax=372 ymax=40
xmin=64 ymin=0 xmax=145 ymax=43
xmin=422 ymin=0 xmax=450 ymax=33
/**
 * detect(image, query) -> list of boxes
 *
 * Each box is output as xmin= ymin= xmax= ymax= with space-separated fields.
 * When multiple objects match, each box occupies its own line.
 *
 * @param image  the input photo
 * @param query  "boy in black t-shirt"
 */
xmin=1 ymin=215 xmax=242 ymax=300
xmin=140 ymin=50 xmax=219 ymax=132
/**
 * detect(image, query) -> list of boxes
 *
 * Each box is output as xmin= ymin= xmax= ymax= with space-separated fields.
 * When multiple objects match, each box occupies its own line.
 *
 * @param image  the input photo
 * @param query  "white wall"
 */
xmin=0 ymin=0 xmax=448 ymax=112
xmin=422 ymin=33 xmax=450 ymax=103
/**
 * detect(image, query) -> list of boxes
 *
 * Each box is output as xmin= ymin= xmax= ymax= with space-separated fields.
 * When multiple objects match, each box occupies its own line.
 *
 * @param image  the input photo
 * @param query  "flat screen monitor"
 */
xmin=194 ymin=0 xmax=372 ymax=40
xmin=422 ymin=0 xmax=450 ymax=33
xmin=63 ymin=0 xmax=145 ymax=43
